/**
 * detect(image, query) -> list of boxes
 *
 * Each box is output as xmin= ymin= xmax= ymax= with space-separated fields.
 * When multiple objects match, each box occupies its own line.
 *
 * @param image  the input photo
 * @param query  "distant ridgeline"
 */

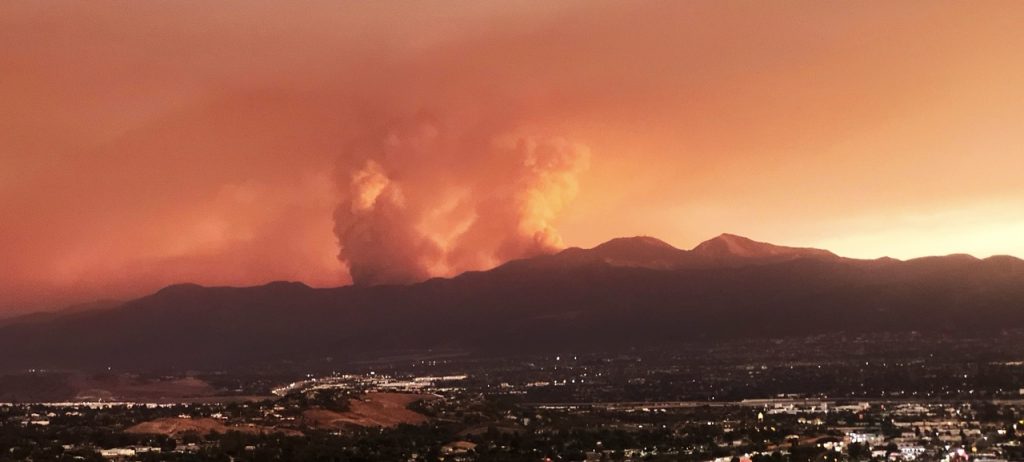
xmin=2 ymin=234 xmax=1024 ymax=370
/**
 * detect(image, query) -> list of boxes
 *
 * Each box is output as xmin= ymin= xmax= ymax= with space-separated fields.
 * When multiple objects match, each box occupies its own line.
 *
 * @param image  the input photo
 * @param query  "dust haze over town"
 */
xmin=3 ymin=2 xmax=1024 ymax=462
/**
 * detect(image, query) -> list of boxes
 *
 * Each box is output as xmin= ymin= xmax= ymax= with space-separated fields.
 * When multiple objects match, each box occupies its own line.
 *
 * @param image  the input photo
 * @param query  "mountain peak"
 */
xmin=692 ymin=233 xmax=836 ymax=260
xmin=155 ymin=283 xmax=206 ymax=295
xmin=593 ymin=236 xmax=677 ymax=252
xmin=581 ymin=236 xmax=685 ymax=269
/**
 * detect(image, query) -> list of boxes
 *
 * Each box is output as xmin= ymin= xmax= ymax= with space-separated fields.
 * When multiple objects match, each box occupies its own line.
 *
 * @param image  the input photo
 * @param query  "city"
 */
xmin=5 ymin=334 xmax=1024 ymax=461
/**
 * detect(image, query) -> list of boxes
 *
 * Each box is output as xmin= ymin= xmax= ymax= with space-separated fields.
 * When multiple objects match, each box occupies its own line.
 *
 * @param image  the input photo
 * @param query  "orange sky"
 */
xmin=2 ymin=1 xmax=1023 ymax=312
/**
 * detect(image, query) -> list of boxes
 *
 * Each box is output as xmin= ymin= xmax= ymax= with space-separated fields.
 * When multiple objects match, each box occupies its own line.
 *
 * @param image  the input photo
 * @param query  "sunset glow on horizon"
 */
xmin=2 ymin=1 xmax=1024 ymax=312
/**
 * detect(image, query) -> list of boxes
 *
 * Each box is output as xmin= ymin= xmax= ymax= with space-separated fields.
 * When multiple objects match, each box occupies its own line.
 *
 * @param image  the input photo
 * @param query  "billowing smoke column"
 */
xmin=333 ymin=116 xmax=589 ymax=285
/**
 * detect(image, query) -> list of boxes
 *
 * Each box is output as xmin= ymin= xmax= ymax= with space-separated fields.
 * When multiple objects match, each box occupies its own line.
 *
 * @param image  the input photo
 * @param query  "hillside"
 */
xmin=1 ymin=234 xmax=1023 ymax=370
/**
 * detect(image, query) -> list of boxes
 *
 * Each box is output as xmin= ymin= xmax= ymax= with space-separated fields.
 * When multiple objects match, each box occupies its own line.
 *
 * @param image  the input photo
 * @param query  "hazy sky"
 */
xmin=2 ymin=1 xmax=1023 ymax=312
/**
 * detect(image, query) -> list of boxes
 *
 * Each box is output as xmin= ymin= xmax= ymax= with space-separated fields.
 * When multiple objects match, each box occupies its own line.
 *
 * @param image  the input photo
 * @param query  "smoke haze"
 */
xmin=2 ymin=2 xmax=1024 ymax=312
xmin=334 ymin=115 xmax=588 ymax=285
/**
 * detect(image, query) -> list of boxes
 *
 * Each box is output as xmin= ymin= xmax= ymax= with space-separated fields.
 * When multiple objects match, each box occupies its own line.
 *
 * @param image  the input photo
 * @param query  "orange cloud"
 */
xmin=2 ymin=1 xmax=1023 ymax=312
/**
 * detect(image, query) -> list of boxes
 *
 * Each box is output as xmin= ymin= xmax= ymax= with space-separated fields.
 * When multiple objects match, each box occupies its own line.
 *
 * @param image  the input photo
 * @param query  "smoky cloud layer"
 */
xmin=3 ymin=1 xmax=1024 ymax=312
xmin=334 ymin=117 xmax=588 ymax=285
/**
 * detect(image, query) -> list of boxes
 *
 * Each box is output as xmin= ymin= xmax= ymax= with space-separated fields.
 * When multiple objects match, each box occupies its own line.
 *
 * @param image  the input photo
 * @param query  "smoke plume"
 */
xmin=334 ymin=116 xmax=589 ymax=285
xmin=5 ymin=1 xmax=1022 ymax=311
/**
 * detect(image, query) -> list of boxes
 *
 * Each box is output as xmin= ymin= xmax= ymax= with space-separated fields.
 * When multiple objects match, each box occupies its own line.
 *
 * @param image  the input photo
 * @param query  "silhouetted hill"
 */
xmin=0 ymin=299 xmax=123 ymax=328
xmin=1 ymin=234 xmax=1023 ymax=370
xmin=691 ymin=233 xmax=838 ymax=261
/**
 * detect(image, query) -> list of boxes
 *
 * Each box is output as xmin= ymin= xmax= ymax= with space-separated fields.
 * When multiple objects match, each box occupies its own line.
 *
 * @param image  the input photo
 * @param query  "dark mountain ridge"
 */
xmin=2 ymin=234 xmax=1023 ymax=371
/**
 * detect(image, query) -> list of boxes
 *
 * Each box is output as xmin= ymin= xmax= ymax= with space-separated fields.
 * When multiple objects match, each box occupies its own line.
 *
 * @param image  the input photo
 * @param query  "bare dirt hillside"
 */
xmin=126 ymin=417 xmax=301 ymax=437
xmin=301 ymin=392 xmax=437 ymax=429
